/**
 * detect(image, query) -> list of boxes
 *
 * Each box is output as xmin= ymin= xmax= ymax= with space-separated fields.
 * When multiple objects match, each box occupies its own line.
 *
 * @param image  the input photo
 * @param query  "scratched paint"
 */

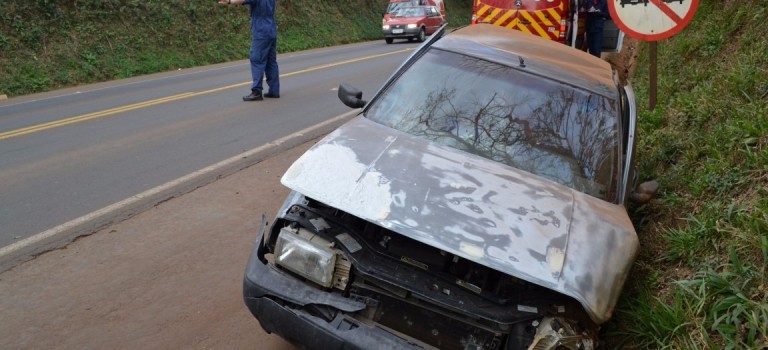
xmin=282 ymin=140 xmax=394 ymax=222
xmin=282 ymin=116 xmax=638 ymax=324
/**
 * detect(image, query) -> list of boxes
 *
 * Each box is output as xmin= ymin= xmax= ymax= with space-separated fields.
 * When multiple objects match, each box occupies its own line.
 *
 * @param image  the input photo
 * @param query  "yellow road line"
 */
xmin=0 ymin=48 xmax=413 ymax=141
xmin=0 ymin=93 xmax=196 ymax=140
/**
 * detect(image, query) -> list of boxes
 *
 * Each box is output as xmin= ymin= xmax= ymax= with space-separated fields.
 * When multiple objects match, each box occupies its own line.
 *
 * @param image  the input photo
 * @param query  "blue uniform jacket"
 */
xmin=585 ymin=0 xmax=610 ymax=33
xmin=245 ymin=0 xmax=277 ymax=39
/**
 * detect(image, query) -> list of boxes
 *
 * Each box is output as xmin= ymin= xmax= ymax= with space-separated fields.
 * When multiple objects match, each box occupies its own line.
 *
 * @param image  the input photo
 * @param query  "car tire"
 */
xmin=385 ymin=38 xmax=393 ymax=44
xmin=416 ymin=28 xmax=426 ymax=42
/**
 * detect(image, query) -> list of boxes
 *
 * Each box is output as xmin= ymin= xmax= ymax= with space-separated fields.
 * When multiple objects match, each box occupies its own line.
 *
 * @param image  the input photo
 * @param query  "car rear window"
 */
xmin=366 ymin=48 xmax=621 ymax=201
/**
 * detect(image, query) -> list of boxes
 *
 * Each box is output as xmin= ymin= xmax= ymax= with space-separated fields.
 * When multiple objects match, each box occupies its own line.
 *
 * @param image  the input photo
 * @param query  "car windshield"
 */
xmin=366 ymin=49 xmax=621 ymax=202
xmin=392 ymin=7 xmax=426 ymax=17
xmin=387 ymin=1 xmax=420 ymax=13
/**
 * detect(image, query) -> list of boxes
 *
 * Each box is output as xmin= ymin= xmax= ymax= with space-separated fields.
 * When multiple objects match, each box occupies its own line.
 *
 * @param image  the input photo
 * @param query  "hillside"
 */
xmin=0 ymin=0 xmax=472 ymax=97
xmin=1 ymin=0 xmax=765 ymax=348
xmin=611 ymin=0 xmax=767 ymax=348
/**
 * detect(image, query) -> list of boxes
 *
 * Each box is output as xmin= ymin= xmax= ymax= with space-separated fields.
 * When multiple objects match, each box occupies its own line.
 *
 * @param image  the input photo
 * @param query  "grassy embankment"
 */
xmin=0 ymin=0 xmax=471 ymax=97
xmin=609 ymin=0 xmax=767 ymax=348
xmin=2 ymin=0 xmax=765 ymax=348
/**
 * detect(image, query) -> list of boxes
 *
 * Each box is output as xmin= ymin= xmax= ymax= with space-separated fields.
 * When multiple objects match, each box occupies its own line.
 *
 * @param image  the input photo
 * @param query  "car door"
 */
xmin=571 ymin=0 xmax=625 ymax=53
xmin=601 ymin=19 xmax=624 ymax=52
xmin=619 ymin=84 xmax=638 ymax=205
xmin=425 ymin=6 xmax=443 ymax=34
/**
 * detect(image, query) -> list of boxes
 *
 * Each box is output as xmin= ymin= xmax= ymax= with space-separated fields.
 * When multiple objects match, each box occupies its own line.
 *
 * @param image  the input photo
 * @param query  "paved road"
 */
xmin=0 ymin=38 xmax=424 ymax=348
xmin=0 ymin=41 xmax=418 ymax=265
xmin=0 ymin=137 xmax=317 ymax=349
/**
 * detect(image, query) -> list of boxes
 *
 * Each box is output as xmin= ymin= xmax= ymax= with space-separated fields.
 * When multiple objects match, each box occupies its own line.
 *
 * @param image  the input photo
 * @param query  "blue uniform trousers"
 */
xmin=250 ymin=37 xmax=279 ymax=95
xmin=587 ymin=31 xmax=603 ymax=58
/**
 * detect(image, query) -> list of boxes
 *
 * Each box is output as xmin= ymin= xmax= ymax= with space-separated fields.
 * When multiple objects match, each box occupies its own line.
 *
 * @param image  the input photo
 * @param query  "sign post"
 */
xmin=608 ymin=0 xmax=699 ymax=109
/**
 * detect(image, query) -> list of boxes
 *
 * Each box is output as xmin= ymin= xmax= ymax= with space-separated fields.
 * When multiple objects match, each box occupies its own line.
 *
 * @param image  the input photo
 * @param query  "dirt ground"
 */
xmin=605 ymin=37 xmax=640 ymax=87
xmin=0 ymin=141 xmax=315 ymax=349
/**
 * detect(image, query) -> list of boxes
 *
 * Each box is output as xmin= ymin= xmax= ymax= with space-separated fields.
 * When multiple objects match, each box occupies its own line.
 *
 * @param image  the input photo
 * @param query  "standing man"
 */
xmin=584 ymin=0 xmax=610 ymax=58
xmin=219 ymin=0 xmax=280 ymax=101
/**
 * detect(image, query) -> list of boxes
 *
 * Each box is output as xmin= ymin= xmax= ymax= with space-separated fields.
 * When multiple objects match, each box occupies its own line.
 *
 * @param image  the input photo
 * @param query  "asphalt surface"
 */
xmin=0 ymin=106 xmax=359 ymax=272
xmin=0 ymin=133 xmax=323 ymax=349
xmin=0 ymin=39 xmax=418 ymax=349
xmin=0 ymin=41 xmax=416 ymax=250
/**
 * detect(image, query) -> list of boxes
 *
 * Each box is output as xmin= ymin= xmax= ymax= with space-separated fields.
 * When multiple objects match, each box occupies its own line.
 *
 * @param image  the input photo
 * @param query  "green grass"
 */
xmin=616 ymin=246 xmax=768 ymax=349
xmin=609 ymin=0 xmax=768 ymax=348
xmin=0 ymin=0 xmax=377 ymax=96
xmin=0 ymin=0 xmax=475 ymax=97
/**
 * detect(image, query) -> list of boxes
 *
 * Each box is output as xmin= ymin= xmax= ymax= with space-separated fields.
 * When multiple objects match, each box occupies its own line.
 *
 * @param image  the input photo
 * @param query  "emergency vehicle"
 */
xmin=471 ymin=0 xmax=623 ymax=52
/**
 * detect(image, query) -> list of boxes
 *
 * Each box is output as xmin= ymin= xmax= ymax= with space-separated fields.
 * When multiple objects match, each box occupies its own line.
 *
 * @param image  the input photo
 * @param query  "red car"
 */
xmin=382 ymin=6 xmax=445 ymax=44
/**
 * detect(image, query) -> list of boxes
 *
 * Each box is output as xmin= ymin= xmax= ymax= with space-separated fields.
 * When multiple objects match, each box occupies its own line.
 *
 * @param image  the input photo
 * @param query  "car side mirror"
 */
xmin=630 ymin=180 xmax=659 ymax=205
xmin=338 ymin=83 xmax=366 ymax=109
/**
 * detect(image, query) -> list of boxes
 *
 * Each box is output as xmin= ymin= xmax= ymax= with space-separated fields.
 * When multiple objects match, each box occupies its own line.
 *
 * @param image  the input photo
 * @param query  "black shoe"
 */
xmin=242 ymin=91 xmax=263 ymax=101
xmin=264 ymin=92 xmax=280 ymax=98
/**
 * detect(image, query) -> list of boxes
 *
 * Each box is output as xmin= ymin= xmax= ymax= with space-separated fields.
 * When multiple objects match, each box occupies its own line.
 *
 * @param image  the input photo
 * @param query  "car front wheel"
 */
xmin=416 ymin=28 xmax=426 ymax=42
xmin=385 ymin=37 xmax=393 ymax=44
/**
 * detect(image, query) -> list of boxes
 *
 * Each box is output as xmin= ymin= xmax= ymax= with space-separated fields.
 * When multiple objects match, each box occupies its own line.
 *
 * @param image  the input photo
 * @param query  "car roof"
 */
xmin=432 ymin=24 xmax=618 ymax=98
xmin=394 ymin=6 xmax=429 ymax=11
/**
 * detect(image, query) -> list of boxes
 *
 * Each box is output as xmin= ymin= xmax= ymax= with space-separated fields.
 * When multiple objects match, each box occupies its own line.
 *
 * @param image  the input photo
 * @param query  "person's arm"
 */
xmin=218 ymin=0 xmax=245 ymax=4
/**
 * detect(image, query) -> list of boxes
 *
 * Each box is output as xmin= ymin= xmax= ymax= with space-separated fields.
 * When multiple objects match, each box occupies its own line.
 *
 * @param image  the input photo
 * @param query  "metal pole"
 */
xmin=649 ymin=41 xmax=657 ymax=110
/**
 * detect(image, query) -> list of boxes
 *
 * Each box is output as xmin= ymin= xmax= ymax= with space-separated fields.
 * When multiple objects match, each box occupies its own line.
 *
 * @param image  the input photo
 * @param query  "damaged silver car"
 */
xmin=243 ymin=23 xmax=657 ymax=350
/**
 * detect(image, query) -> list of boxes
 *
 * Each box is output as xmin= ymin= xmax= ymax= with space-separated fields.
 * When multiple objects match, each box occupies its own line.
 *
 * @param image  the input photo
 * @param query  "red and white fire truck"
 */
xmin=471 ymin=0 xmax=623 ymax=52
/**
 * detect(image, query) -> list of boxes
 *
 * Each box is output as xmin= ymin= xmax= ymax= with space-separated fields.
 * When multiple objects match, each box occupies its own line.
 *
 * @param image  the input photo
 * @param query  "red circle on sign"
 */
xmin=609 ymin=0 xmax=699 ymax=41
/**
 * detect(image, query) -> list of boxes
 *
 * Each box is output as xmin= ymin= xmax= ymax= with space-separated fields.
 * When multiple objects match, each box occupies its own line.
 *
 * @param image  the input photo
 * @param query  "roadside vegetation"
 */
xmin=607 ymin=0 xmax=768 ymax=348
xmin=0 ymin=0 xmax=471 ymax=97
xmin=2 ymin=0 xmax=764 ymax=348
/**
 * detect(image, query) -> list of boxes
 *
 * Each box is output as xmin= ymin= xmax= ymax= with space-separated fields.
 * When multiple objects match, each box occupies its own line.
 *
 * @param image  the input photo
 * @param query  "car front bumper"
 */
xmin=382 ymin=27 xmax=421 ymax=38
xmin=242 ymin=230 xmax=425 ymax=350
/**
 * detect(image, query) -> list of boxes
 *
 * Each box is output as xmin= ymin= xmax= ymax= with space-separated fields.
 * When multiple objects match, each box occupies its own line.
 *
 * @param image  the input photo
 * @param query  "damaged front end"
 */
xmin=243 ymin=22 xmax=648 ymax=350
xmin=244 ymin=192 xmax=598 ymax=350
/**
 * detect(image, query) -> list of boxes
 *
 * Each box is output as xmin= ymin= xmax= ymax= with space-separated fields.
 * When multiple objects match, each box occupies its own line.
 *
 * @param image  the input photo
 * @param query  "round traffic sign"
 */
xmin=609 ymin=0 xmax=699 ymax=41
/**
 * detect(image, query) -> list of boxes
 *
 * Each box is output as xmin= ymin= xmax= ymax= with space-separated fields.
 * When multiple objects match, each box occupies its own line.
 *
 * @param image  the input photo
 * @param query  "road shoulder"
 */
xmin=0 ymin=140 xmax=314 ymax=349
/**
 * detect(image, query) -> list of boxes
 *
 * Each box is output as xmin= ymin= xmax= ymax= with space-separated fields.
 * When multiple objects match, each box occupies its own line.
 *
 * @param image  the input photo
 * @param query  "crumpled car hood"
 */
xmin=282 ymin=116 xmax=638 ymax=324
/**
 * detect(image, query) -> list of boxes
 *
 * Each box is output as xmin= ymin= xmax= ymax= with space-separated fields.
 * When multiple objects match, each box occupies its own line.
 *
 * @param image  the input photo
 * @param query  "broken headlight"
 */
xmin=274 ymin=227 xmax=336 ymax=288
